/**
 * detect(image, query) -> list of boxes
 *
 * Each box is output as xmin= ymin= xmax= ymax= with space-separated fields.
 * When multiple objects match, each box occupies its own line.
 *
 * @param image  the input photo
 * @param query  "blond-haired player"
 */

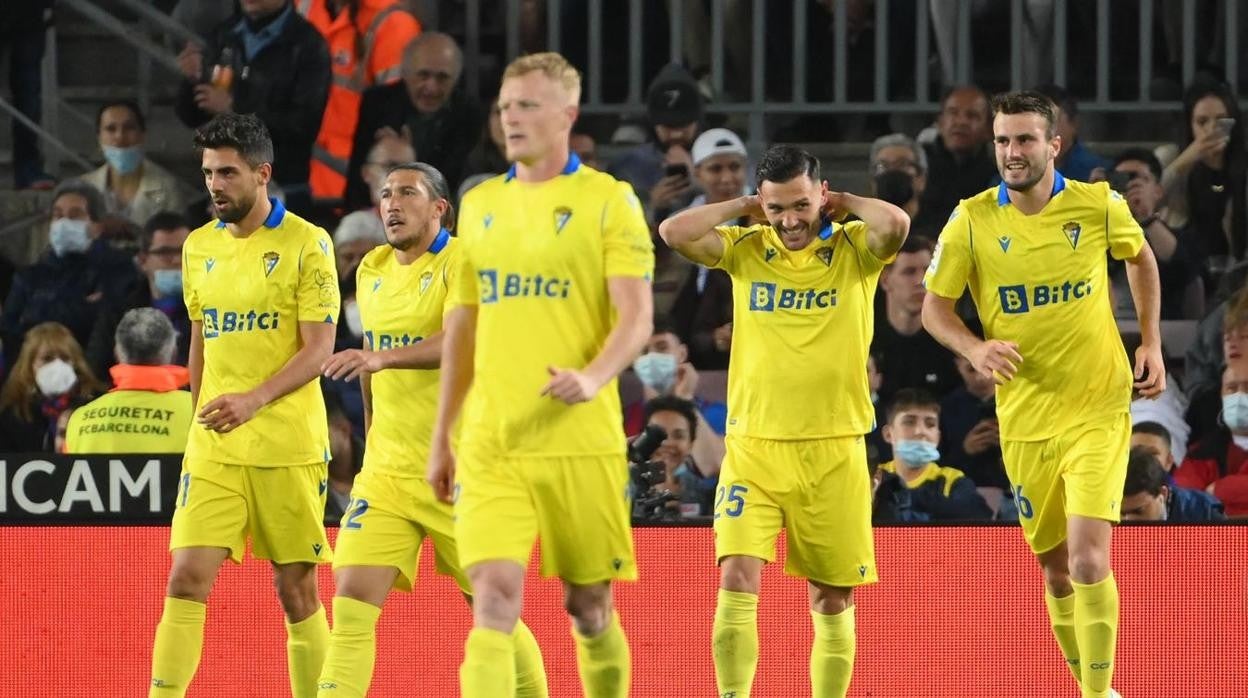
xmin=427 ymin=52 xmax=654 ymax=697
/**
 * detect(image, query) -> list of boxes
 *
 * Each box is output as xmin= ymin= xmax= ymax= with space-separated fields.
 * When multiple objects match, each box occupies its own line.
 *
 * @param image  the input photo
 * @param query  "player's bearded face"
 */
xmin=380 ymin=171 xmax=441 ymax=251
xmin=760 ymin=175 xmax=826 ymax=251
xmin=213 ymin=180 xmax=257 ymax=224
xmin=994 ymin=113 xmax=1057 ymax=193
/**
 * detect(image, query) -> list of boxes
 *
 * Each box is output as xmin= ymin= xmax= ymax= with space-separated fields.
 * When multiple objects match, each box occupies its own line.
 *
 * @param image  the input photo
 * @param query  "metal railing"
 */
xmin=464 ymin=0 xmax=1246 ymax=145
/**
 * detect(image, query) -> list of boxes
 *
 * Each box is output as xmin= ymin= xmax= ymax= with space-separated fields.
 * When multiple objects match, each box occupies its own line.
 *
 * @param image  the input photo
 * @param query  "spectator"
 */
xmin=940 ymin=353 xmax=1010 ymax=511
xmin=88 ymin=211 xmax=195 ymax=372
xmin=625 ymin=323 xmax=726 ymax=468
xmin=668 ymin=128 xmax=746 ymax=370
xmin=1161 ymin=79 xmax=1246 ymax=272
xmin=300 ymin=0 xmax=421 ymax=204
xmin=872 ymin=235 xmax=959 ymax=403
xmin=1184 ymin=285 xmax=1248 ymax=448
xmin=0 ymin=1 xmax=54 ymax=189
xmin=1122 ymin=446 xmax=1225 ymax=522
xmin=0 ymin=322 xmax=105 ymax=452
xmin=609 ymin=62 xmax=704 ymax=224
xmin=334 ymin=134 xmax=414 ymax=267
xmin=1173 ymin=358 xmax=1248 ymax=516
xmin=865 ymin=353 xmax=889 ymax=466
xmin=1131 ymin=421 xmax=1183 ymax=475
xmin=175 ymin=0 xmax=331 ymax=214
xmin=641 ymin=395 xmax=719 ymax=518
xmin=571 ymin=130 xmax=602 ymax=170
xmin=64 ymin=308 xmax=191 ymax=453
xmin=919 ymin=85 xmax=997 ymax=222
xmin=1 ymin=181 xmax=142 ymax=376
xmin=322 ymin=386 xmax=363 ymax=525
xmin=868 ymin=133 xmax=940 ymax=238
xmin=1110 ymin=148 xmax=1203 ymax=319
xmin=1034 ymin=84 xmax=1110 ymax=182
xmin=873 ymin=388 xmax=993 ymax=522
xmin=345 ymin=32 xmax=484 ymax=207
xmin=81 ymin=101 xmax=187 ymax=228
xmin=459 ymin=97 xmax=508 ymax=196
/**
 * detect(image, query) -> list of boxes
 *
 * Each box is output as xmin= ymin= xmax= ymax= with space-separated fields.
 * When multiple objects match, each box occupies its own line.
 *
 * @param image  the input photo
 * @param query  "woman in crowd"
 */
xmin=0 ymin=322 xmax=106 ymax=452
xmin=81 ymin=100 xmax=186 ymax=227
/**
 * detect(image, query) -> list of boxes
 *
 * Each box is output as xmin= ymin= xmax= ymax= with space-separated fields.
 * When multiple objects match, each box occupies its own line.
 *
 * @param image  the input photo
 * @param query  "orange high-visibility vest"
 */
xmin=298 ymin=0 xmax=421 ymax=201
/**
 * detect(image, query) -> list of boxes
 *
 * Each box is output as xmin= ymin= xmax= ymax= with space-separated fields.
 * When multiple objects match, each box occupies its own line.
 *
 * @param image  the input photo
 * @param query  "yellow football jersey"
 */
xmin=355 ymin=229 xmax=458 ymax=476
xmin=450 ymin=156 xmax=654 ymax=455
xmin=712 ymin=219 xmax=890 ymax=439
xmin=924 ymin=174 xmax=1144 ymax=441
xmin=182 ymin=198 xmax=340 ymax=465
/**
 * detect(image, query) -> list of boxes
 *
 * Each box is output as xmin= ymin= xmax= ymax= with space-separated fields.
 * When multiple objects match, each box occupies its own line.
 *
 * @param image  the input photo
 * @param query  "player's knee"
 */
xmin=274 ymin=567 xmax=320 ymax=620
xmin=563 ymin=583 xmax=612 ymax=635
xmin=1067 ymin=549 xmax=1110 ymax=584
xmin=719 ymin=557 xmax=762 ymax=594
xmin=166 ymin=562 xmax=216 ymax=601
xmin=808 ymin=583 xmax=852 ymax=615
xmin=468 ymin=565 xmax=523 ymax=629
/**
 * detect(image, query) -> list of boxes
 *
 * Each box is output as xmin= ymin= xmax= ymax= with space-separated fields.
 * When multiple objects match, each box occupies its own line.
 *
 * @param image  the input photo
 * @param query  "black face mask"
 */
xmin=873 ymin=170 xmax=915 ymax=207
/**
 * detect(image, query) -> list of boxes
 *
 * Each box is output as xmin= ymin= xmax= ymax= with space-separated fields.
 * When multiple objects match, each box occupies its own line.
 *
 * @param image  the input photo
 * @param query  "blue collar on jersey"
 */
xmin=817 ymin=217 xmax=835 ymax=240
xmin=504 ymin=152 xmax=581 ymax=182
xmin=427 ymin=227 xmax=450 ymax=254
xmin=996 ymin=170 xmax=1066 ymax=206
xmin=215 ymin=196 xmax=287 ymax=229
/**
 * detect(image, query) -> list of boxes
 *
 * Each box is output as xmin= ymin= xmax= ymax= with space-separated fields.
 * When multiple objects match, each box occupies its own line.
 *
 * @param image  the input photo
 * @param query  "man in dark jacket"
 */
xmin=174 ymin=0 xmax=330 ymax=214
xmin=344 ymin=32 xmax=483 ymax=209
xmin=1121 ymin=447 xmax=1225 ymax=522
xmin=2 ymin=181 xmax=141 ymax=376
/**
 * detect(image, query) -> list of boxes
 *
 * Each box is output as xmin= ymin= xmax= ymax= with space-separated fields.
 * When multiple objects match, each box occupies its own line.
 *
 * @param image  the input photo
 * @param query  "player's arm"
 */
xmin=427 ymin=305 xmax=476 ymax=502
xmin=658 ymin=195 xmax=761 ymax=266
xmin=542 ymin=277 xmax=653 ymax=404
xmin=361 ymin=371 xmax=373 ymax=435
xmin=826 ymin=192 xmax=910 ymax=260
xmin=690 ymin=409 xmax=724 ymax=476
xmin=922 ymin=293 xmax=1022 ymax=385
xmin=188 ymin=322 xmax=204 ymax=409
xmin=1124 ymin=241 xmax=1166 ymax=397
xmin=322 ymin=331 xmax=446 ymax=381
xmin=198 ymin=321 xmax=336 ymax=432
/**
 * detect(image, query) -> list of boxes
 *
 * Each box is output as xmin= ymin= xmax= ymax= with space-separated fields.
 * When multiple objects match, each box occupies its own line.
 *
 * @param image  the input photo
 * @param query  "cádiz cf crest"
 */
xmin=419 ymin=270 xmax=434 ymax=294
xmin=554 ymin=206 xmax=573 ymax=234
xmin=262 ymin=251 xmax=280 ymax=276
xmin=1062 ymin=221 xmax=1081 ymax=250
xmin=816 ymin=247 xmax=834 ymax=267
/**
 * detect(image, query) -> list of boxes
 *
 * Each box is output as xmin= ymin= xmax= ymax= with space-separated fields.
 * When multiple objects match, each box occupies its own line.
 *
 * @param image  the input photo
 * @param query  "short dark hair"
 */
xmin=991 ymin=90 xmax=1058 ymax=136
xmin=885 ymin=388 xmax=940 ymax=423
xmin=386 ymin=162 xmax=456 ymax=230
xmin=651 ymin=315 xmax=681 ymax=339
xmin=193 ymin=113 xmax=274 ymax=168
xmin=899 ymin=234 xmax=936 ymax=256
xmin=1033 ymin=83 xmax=1077 ymax=120
xmin=1112 ymin=147 xmax=1164 ymax=182
xmin=1123 ymin=445 xmax=1168 ymax=497
xmin=96 ymin=100 xmax=146 ymax=132
xmin=50 ymin=180 xmax=107 ymax=222
xmin=643 ymin=394 xmax=698 ymax=442
xmin=755 ymin=144 xmax=820 ymax=189
xmin=141 ymin=211 xmax=190 ymax=253
xmin=1131 ymin=420 xmax=1172 ymax=445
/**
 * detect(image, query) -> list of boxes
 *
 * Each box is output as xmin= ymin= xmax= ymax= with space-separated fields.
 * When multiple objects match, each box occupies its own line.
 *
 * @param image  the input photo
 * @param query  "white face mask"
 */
xmin=35 ymin=359 xmax=77 ymax=397
xmin=343 ymin=300 xmax=363 ymax=337
xmin=632 ymin=352 xmax=678 ymax=393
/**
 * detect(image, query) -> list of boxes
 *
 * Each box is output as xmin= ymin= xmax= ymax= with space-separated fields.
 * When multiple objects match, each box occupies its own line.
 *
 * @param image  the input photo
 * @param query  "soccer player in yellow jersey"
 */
xmin=922 ymin=91 xmax=1165 ymax=698
xmin=426 ymin=52 xmax=654 ymax=698
xmin=660 ymin=144 xmax=910 ymax=698
xmin=313 ymin=162 xmax=547 ymax=697
xmin=148 ymin=114 xmax=340 ymax=697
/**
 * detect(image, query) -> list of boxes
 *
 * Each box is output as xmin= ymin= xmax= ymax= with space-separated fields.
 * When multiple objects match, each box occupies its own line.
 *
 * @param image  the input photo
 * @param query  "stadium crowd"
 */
xmin=1 ymin=0 xmax=1243 ymax=527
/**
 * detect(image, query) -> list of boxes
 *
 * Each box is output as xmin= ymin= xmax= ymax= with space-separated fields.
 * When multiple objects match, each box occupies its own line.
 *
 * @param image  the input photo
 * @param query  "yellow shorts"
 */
xmin=332 ymin=468 xmax=468 ymax=593
xmin=1001 ymin=413 xmax=1131 ymax=555
xmin=170 ymin=459 xmax=331 ymax=565
xmin=714 ymin=435 xmax=877 ymax=587
xmin=454 ymin=446 xmax=636 ymax=584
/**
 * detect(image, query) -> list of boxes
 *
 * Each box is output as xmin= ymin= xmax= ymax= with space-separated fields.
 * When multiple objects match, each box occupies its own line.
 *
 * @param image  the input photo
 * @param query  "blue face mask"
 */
xmin=632 ymin=352 xmax=678 ymax=393
xmin=49 ymin=218 xmax=92 ymax=257
xmin=1223 ymin=392 xmax=1248 ymax=431
xmin=894 ymin=439 xmax=940 ymax=468
xmin=153 ymin=269 xmax=183 ymax=297
xmin=102 ymin=145 xmax=143 ymax=175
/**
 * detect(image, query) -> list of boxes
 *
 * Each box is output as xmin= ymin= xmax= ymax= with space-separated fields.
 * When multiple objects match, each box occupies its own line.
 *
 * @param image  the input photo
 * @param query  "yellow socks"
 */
xmin=316 ymin=596 xmax=382 ymax=697
xmin=810 ymin=606 xmax=855 ymax=698
xmin=1073 ymin=574 xmax=1119 ymax=698
xmin=1045 ymin=589 xmax=1082 ymax=685
xmin=713 ymin=589 xmax=759 ymax=697
xmin=287 ymin=605 xmax=331 ymax=698
xmin=573 ymin=611 xmax=630 ymax=698
xmin=513 ymin=620 xmax=549 ymax=697
xmin=149 ymin=597 xmax=206 ymax=697
xmin=461 ymin=627 xmax=516 ymax=697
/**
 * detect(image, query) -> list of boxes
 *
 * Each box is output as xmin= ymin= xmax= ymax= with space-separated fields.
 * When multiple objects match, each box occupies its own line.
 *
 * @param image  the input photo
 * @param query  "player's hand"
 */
xmin=197 ymin=392 xmax=263 ymax=433
xmin=673 ymin=362 xmax=699 ymax=400
xmin=737 ymin=194 xmax=766 ymax=223
xmin=540 ymin=366 xmax=602 ymax=404
xmin=966 ymin=340 xmax=1023 ymax=385
xmin=712 ymin=322 xmax=732 ymax=352
xmin=1133 ymin=342 xmax=1167 ymax=399
xmin=321 ymin=349 xmax=384 ymax=382
xmin=822 ymin=189 xmax=851 ymax=222
xmin=193 ymin=84 xmax=233 ymax=114
xmin=962 ymin=419 xmax=1000 ymax=455
xmin=426 ymin=439 xmax=457 ymax=504
xmin=177 ymin=43 xmax=203 ymax=81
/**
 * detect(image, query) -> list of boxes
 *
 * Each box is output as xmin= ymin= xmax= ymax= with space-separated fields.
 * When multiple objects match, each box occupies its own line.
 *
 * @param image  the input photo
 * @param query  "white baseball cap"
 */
xmin=692 ymin=128 xmax=747 ymax=166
